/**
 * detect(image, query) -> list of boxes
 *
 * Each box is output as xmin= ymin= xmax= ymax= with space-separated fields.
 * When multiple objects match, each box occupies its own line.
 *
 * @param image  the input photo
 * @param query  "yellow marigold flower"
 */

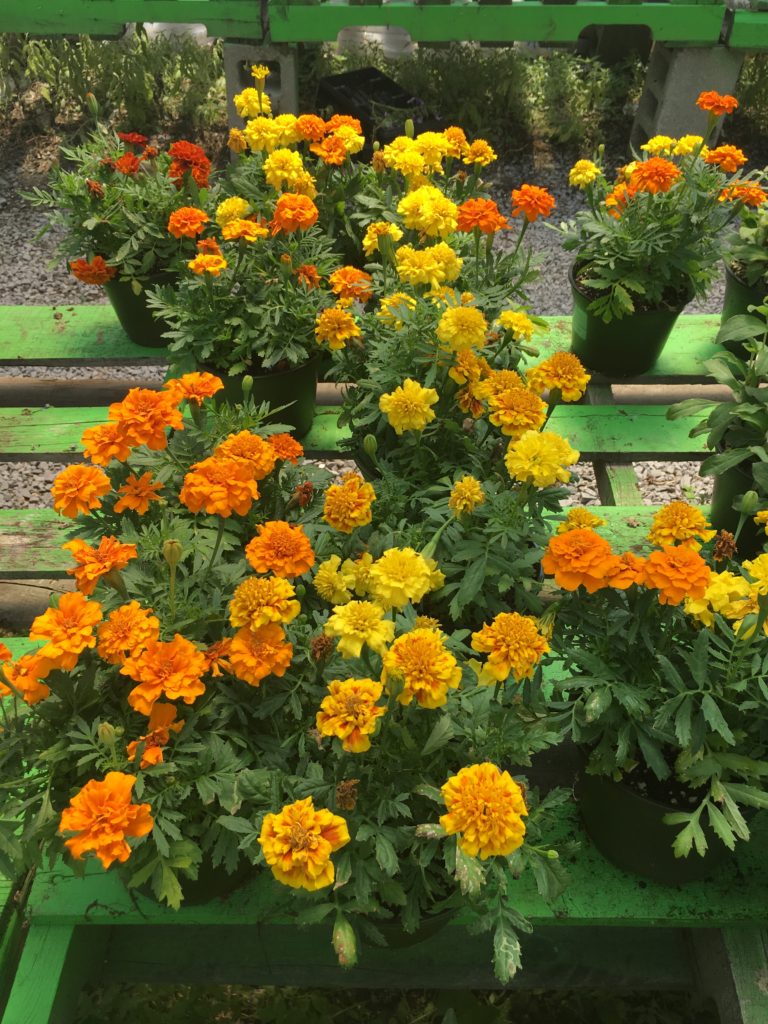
xmin=440 ymin=763 xmax=527 ymax=859
xmin=557 ymin=507 xmax=606 ymax=534
xmin=647 ymin=501 xmax=716 ymax=551
xmin=743 ymin=553 xmax=768 ymax=596
xmin=728 ymin=584 xmax=768 ymax=639
xmin=243 ymin=115 xmax=283 ymax=153
xmin=120 ymin=634 xmax=207 ymax=715
xmin=488 ymin=386 xmax=547 ymax=439
xmin=251 ymin=63 xmax=270 ymax=82
xmin=216 ymin=196 xmax=250 ymax=228
xmin=259 ymin=797 xmax=349 ymax=891
xmin=754 ymin=510 xmax=768 ymax=537
xmin=188 ymin=254 xmax=227 ymax=276
xmin=362 ymin=220 xmax=404 ymax=257
xmin=377 ymin=292 xmax=417 ymax=329
xmin=316 ymin=678 xmax=386 ymax=752
xmin=443 ymin=125 xmax=469 ymax=160
xmin=379 ymin=378 xmax=439 ymax=435
xmin=245 ymin=521 xmax=315 ymax=579
xmin=234 ymin=88 xmax=271 ymax=119
xmin=525 ymin=352 xmax=591 ymax=402
xmin=324 ymin=601 xmax=396 ymax=659
xmin=340 ymin=552 xmax=374 ymax=597
xmin=271 ymin=113 xmax=302 ymax=146
xmin=463 ymin=139 xmax=497 ymax=167
xmin=449 ymin=349 xmax=491 ymax=386
xmin=323 ymin=473 xmax=375 ymax=533
xmin=640 ymin=134 xmax=677 ymax=155
xmin=505 ymin=430 xmax=580 ymax=488
xmin=314 ymin=555 xmax=353 ymax=604
xmin=397 ymin=185 xmax=458 ymax=238
xmin=229 ymin=576 xmax=301 ymax=631
xmin=30 ymin=591 xmax=102 ymax=672
xmin=228 ymin=128 xmax=247 ymax=154
xmin=449 ymin=475 xmax=485 ymax=517
xmin=381 ymin=136 xmax=424 ymax=175
xmin=381 ymin=628 xmax=461 ymax=708
xmin=369 ymin=547 xmax=443 ymax=611
xmin=684 ymin=570 xmax=752 ymax=627
xmin=228 ymin=623 xmax=293 ymax=687
xmin=568 ymin=159 xmax=600 ymax=188
xmin=674 ymin=135 xmax=705 ymax=157
xmin=395 ymin=242 xmax=463 ymax=289
xmin=415 ymin=131 xmax=451 ymax=172
xmin=97 ymin=601 xmax=160 ymax=666
xmin=315 ymin=305 xmax=362 ymax=351
xmin=436 ymin=305 xmax=488 ymax=351
xmin=332 ymin=123 xmax=365 ymax=156
xmin=471 ymin=611 xmax=549 ymax=685
xmin=263 ymin=148 xmax=306 ymax=191
xmin=51 ymin=464 xmax=111 ymax=519
xmin=59 ymin=772 xmax=153 ymax=870
xmin=497 ymin=309 xmax=536 ymax=342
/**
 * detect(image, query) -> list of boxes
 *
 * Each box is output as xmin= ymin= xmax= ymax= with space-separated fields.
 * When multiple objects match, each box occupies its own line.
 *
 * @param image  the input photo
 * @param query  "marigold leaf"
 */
xmin=455 ymin=845 xmax=484 ymax=897
xmin=422 ymin=715 xmax=455 ymax=758
xmin=375 ymin=833 xmax=399 ymax=877
xmin=706 ymin=803 xmax=736 ymax=851
xmin=701 ymin=695 xmax=735 ymax=745
xmin=492 ymin=918 xmax=522 ymax=983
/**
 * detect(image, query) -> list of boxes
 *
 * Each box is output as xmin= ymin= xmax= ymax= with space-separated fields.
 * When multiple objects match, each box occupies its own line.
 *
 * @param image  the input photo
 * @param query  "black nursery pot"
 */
xmin=103 ymin=274 xmax=174 ymax=349
xmin=709 ymin=457 xmax=765 ymax=558
xmin=210 ymin=357 xmax=319 ymax=439
xmin=721 ymin=263 xmax=767 ymax=333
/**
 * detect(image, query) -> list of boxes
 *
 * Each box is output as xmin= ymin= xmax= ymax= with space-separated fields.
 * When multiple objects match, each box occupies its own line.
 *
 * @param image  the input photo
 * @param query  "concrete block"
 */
xmin=223 ymin=42 xmax=299 ymax=128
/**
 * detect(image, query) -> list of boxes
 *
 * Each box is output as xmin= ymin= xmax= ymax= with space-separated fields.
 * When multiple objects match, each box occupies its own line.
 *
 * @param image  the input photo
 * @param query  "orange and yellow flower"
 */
xmin=62 ymin=536 xmax=138 ymax=596
xmin=228 ymin=623 xmax=293 ymax=687
xmin=97 ymin=601 xmax=160 ymax=665
xmin=510 ymin=184 xmax=555 ymax=222
xmin=126 ymin=703 xmax=183 ymax=768
xmin=245 ymin=521 xmax=315 ymax=578
xmin=259 ymin=797 xmax=350 ymax=891
xmin=488 ymin=386 xmax=547 ymax=439
xmin=316 ymin=678 xmax=386 ymax=752
xmin=471 ymin=612 xmax=549 ymax=684
xmin=526 ymin=352 xmax=590 ymax=402
xmin=315 ymin=305 xmax=362 ymax=350
xmin=29 ymin=592 xmax=103 ymax=671
xmin=121 ymin=634 xmax=208 ymax=715
xmin=229 ymin=576 xmax=301 ymax=631
xmin=51 ymin=464 xmax=111 ymax=518
xmin=440 ymin=763 xmax=527 ymax=859
xmin=381 ymin=628 xmax=461 ymax=708
xmin=59 ymin=772 xmax=153 ymax=869
xmin=647 ymin=501 xmax=716 ymax=551
xmin=221 ymin=218 xmax=268 ymax=243
xmin=113 ymin=472 xmax=164 ymax=515
xmin=188 ymin=253 xmax=227 ymax=276
xmin=323 ymin=473 xmax=375 ymax=533
xmin=179 ymin=456 xmax=260 ymax=517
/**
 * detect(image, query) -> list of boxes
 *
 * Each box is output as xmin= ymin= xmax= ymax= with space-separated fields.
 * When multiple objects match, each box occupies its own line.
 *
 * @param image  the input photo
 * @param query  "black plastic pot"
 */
xmin=129 ymin=857 xmax=254 ymax=906
xmin=104 ymin=274 xmax=175 ymax=349
xmin=576 ymin=771 xmax=733 ymax=885
xmin=709 ymin=456 xmax=765 ymax=558
xmin=721 ymin=263 xmax=767 ymax=331
xmin=570 ymin=265 xmax=690 ymax=377
xmin=375 ymin=910 xmax=454 ymax=948
xmin=209 ymin=357 xmax=319 ymax=439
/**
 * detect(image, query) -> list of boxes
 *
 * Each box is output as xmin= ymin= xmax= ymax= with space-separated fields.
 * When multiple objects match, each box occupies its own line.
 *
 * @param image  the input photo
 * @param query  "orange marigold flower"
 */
xmin=440 ymin=763 xmax=527 ymax=860
xmin=121 ymin=634 xmax=207 ymax=715
xmin=86 ymin=178 xmax=104 ymax=198
xmin=114 ymin=152 xmax=140 ymax=175
xmin=168 ymin=140 xmax=211 ymax=189
xmin=316 ymin=678 xmax=386 ymax=753
xmin=59 ymin=771 xmax=153 ymax=869
xmin=214 ymin=430 xmax=278 ymax=480
xmin=641 ymin=546 xmax=712 ymax=605
xmin=221 ymin=218 xmax=269 ymax=242
xmin=69 ymin=256 xmax=117 ymax=285
xmin=325 ymin=113 xmax=362 ymax=134
xmin=108 ymin=388 xmax=184 ymax=451
xmin=81 ymin=421 xmax=132 ymax=465
xmin=463 ymin=139 xmax=497 ymax=167
xmin=296 ymin=114 xmax=327 ymax=142
xmin=323 ymin=473 xmax=375 ymax=533
xmin=310 ymin=135 xmax=348 ymax=166
xmin=188 ymin=253 xmax=228 ymax=276
xmin=269 ymin=193 xmax=319 ymax=235
xmin=97 ymin=601 xmax=160 ymax=666
xmin=697 ymin=90 xmax=739 ymax=117
xmin=126 ymin=703 xmax=183 ymax=768
xmin=471 ymin=612 xmax=549 ymax=684
xmin=197 ymin=237 xmax=222 ymax=256
xmin=0 ymin=654 xmax=51 ymax=705
xmin=329 ymin=266 xmax=374 ymax=303
xmin=229 ymin=576 xmax=301 ymax=631
xmin=268 ymin=433 xmax=304 ymax=463
xmin=245 ymin=521 xmax=315 ymax=578
xmin=0 ymin=643 xmax=9 ymax=662
xmin=487 ymin=386 xmax=547 ymax=439
xmin=510 ymin=184 xmax=556 ymax=222
xmin=179 ymin=456 xmax=260 ymax=517
xmin=113 ymin=472 xmax=163 ymax=515
xmin=605 ymin=181 xmax=632 ymax=218
xmin=117 ymin=131 xmax=148 ymax=146
xmin=295 ymin=263 xmax=321 ymax=289
xmin=227 ymin=623 xmax=293 ymax=687
xmin=167 ymin=206 xmax=209 ymax=239
xmin=647 ymin=501 xmax=716 ymax=551
xmin=203 ymin=638 xmax=232 ymax=677
xmin=541 ymin=528 xmax=618 ymax=593
xmin=456 ymin=198 xmax=509 ymax=234
xmin=605 ymin=551 xmax=646 ymax=590
xmin=29 ymin=591 xmax=103 ymax=671
xmin=526 ymin=352 xmax=590 ymax=402
xmin=164 ymin=371 xmax=224 ymax=406
xmin=704 ymin=145 xmax=748 ymax=174
xmin=51 ymin=464 xmax=111 ymax=518
xmin=381 ymin=629 xmax=461 ymax=709
xmin=62 ymin=536 xmax=138 ymax=596
xmin=720 ymin=182 xmax=768 ymax=207
xmin=259 ymin=796 xmax=350 ymax=891
xmin=315 ymin=305 xmax=362 ymax=351
xmin=629 ymin=157 xmax=681 ymax=195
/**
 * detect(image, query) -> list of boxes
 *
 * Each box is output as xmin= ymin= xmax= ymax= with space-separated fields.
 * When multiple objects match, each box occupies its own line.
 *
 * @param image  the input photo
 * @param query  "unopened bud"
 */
xmin=362 ymin=434 xmax=378 ymax=459
xmin=85 ymin=92 xmax=99 ymax=118
xmin=241 ymin=374 xmax=254 ymax=402
xmin=97 ymin=722 xmax=117 ymax=746
xmin=739 ymin=490 xmax=760 ymax=515
xmin=332 ymin=914 xmax=358 ymax=969
xmin=545 ymin=849 xmax=559 ymax=860
xmin=163 ymin=539 xmax=183 ymax=569
xmin=335 ymin=200 xmax=346 ymax=216
xmin=404 ymin=118 xmax=415 ymax=139
xmin=295 ymin=584 xmax=306 ymax=599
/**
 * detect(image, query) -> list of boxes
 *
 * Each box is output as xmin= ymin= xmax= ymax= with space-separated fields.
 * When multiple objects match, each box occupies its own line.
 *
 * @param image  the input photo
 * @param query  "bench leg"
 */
xmin=1 ymin=924 xmax=99 ymax=1024
xmin=691 ymin=928 xmax=768 ymax=1024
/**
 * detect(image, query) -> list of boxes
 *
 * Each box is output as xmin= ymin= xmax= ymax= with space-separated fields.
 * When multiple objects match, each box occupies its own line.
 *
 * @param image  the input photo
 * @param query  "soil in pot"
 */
xmin=709 ymin=457 xmax=766 ymax=559
xmin=570 ymin=266 xmax=691 ymax=377
xmin=209 ymin=357 xmax=319 ymax=439
xmin=104 ymin=274 xmax=175 ymax=349
xmin=721 ymin=263 xmax=767 ymax=342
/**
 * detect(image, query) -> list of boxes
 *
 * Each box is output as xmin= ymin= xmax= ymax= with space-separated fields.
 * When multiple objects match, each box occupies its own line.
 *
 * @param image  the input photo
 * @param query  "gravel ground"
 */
xmin=0 ymin=126 xmax=716 ymax=510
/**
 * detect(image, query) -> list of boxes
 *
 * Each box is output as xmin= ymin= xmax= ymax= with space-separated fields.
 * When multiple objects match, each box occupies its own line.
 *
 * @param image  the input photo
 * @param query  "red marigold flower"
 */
xmin=295 ymin=263 xmax=321 ymax=289
xmin=69 ymin=256 xmax=117 ymax=286
xmin=117 ymin=131 xmax=149 ymax=146
xmin=510 ymin=184 xmax=556 ymax=222
xmin=114 ymin=152 xmax=141 ymax=176
xmin=86 ymin=178 xmax=104 ymax=198
xmin=167 ymin=140 xmax=211 ymax=189
xmin=696 ymin=90 xmax=739 ymax=117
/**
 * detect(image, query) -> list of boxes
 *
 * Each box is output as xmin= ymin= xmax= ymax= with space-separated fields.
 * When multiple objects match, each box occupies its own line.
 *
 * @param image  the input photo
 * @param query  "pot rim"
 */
xmin=569 ymin=262 xmax=694 ymax=314
xmin=206 ymin=353 xmax=321 ymax=381
xmin=723 ymin=259 xmax=768 ymax=291
xmin=578 ymin=766 xmax=707 ymax=816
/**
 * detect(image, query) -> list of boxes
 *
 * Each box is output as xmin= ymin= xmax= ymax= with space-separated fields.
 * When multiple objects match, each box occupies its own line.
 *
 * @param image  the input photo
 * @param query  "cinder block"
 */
xmin=223 ymin=42 xmax=299 ymax=128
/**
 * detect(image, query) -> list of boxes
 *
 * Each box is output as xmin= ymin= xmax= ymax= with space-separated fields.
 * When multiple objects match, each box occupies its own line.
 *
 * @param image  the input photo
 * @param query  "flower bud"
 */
xmin=85 ymin=92 xmax=100 ymax=118
xmin=404 ymin=118 xmax=415 ymax=139
xmin=163 ymin=539 xmax=183 ymax=569
xmin=97 ymin=722 xmax=117 ymax=747
xmin=545 ymin=849 xmax=559 ymax=860
xmin=332 ymin=914 xmax=358 ymax=969
xmin=739 ymin=490 xmax=760 ymax=515
xmin=295 ymin=584 xmax=306 ymax=599
xmin=241 ymin=375 xmax=254 ymax=402
xmin=362 ymin=434 xmax=378 ymax=459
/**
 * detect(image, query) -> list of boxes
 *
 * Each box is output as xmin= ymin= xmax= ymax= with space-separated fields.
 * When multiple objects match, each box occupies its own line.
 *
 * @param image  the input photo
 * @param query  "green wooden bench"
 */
xmin=0 ymin=304 xmax=767 ymax=1023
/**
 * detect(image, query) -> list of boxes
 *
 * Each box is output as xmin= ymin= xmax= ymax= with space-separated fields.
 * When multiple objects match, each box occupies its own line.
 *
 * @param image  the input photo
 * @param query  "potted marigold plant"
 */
xmin=0 ymin=374 xmax=567 ymax=981
xmin=558 ymin=90 xmax=765 ymax=376
xmin=23 ymin=127 xmax=215 ymax=347
xmin=721 ymin=194 xmax=768 ymax=329
xmin=537 ymin=502 xmax=768 ymax=884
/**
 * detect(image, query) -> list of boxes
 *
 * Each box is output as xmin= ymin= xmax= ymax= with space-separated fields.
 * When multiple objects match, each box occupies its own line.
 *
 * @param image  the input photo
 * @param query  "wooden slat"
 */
xmin=0 ymin=376 xmax=162 ymax=407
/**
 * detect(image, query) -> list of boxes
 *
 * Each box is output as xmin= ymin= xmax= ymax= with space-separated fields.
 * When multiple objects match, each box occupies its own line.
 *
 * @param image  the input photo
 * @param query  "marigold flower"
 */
xmin=511 ymin=184 xmax=555 ymax=222
xmin=268 ymin=432 xmax=304 ymax=463
xmin=685 ymin=570 xmax=752 ymax=626
xmin=113 ymin=472 xmax=163 ymax=515
xmin=167 ymin=206 xmax=209 ymax=239
xmin=436 ymin=305 xmax=488 ymax=351
xmin=188 ymin=253 xmax=227 ymax=276
xmin=329 ymin=266 xmax=374 ymax=303
xmin=397 ymin=185 xmax=458 ymax=238
xmin=80 ymin=421 xmax=132 ymax=465
xmin=179 ymin=456 xmax=260 ymax=517
xmin=108 ymin=388 xmax=184 ymax=450
xmin=641 ymin=546 xmax=712 ymax=606
xmin=443 ymin=125 xmax=469 ymax=159
xmin=269 ymin=193 xmax=319 ymax=235
xmin=197 ymin=237 xmax=222 ymax=256
xmin=229 ymin=575 xmax=300 ymax=631
xmin=51 ymin=464 xmax=111 ymax=518
xmin=86 ymin=178 xmax=104 ymax=198
xmin=673 ymin=135 xmax=704 ymax=157
xmin=114 ymin=152 xmax=140 ymax=175
xmin=69 ymin=256 xmax=116 ymax=285
xmin=295 ymin=263 xmax=321 ymax=288
xmin=30 ymin=591 xmax=103 ymax=671
xmin=382 ymin=628 xmax=461 ymax=708
xmin=471 ymin=612 xmax=549 ymax=685
xmin=449 ymin=475 xmax=485 ymax=517
xmin=720 ymin=182 xmax=767 ymax=207
xmin=215 ymin=430 xmax=278 ymax=480
xmin=168 ymin=140 xmax=211 ymax=188
xmin=314 ymin=555 xmax=353 ymax=604
xmin=605 ymin=181 xmax=632 ymax=218
xmin=525 ymin=352 xmax=590 ymax=402
xmin=341 ymin=552 xmax=374 ymax=597
xmin=295 ymin=114 xmax=327 ymax=142
xmin=647 ymin=501 xmax=715 ymax=551
xmin=0 ymin=654 xmax=51 ymax=705
xmin=121 ymin=634 xmax=208 ymax=715
xmin=629 ymin=157 xmax=681 ymax=195
xmin=362 ymin=221 xmax=404 ymax=257
xmin=97 ymin=601 xmax=160 ymax=665
xmin=463 ymin=139 xmax=497 ymax=166
xmin=310 ymin=134 xmax=348 ymax=166
xmin=216 ymin=196 xmax=251 ymax=227
xmin=117 ymin=131 xmax=148 ymax=146
xmin=488 ymin=386 xmax=547 ymax=439
xmin=369 ymin=548 xmax=443 ymax=611
xmin=164 ymin=371 xmax=224 ymax=406
xmin=496 ymin=309 xmax=536 ymax=342
xmin=697 ymin=90 xmax=738 ymax=116
xmin=315 ymin=305 xmax=362 ymax=351
xmin=557 ymin=507 xmax=606 ymax=534
xmin=228 ymin=623 xmax=293 ymax=687
xmin=59 ymin=772 xmax=153 ymax=869
xmin=245 ymin=521 xmax=315 ymax=578
xmin=640 ymin=135 xmax=677 ymax=156
xmin=755 ymin=510 xmax=768 ymax=536
xmin=233 ymin=87 xmax=271 ymax=119
xmin=395 ymin=242 xmax=463 ymax=289
xmin=742 ymin=553 xmax=768 ymax=595
xmin=377 ymin=292 xmax=417 ymax=329
xmin=505 ymin=430 xmax=579 ymax=488
xmin=259 ymin=796 xmax=349 ymax=891
xmin=0 ymin=643 xmax=9 ymax=662
xmin=541 ymin=528 xmax=617 ymax=593
xmin=316 ymin=678 xmax=386 ymax=752
xmin=440 ymin=763 xmax=527 ymax=859
xmin=126 ymin=703 xmax=183 ymax=768
xmin=379 ymin=378 xmax=439 ymax=435
xmin=62 ymin=536 xmax=138 ymax=596
xmin=222 ymin=217 xmax=269 ymax=244
xmin=263 ymin=147 xmax=307 ymax=192
xmin=705 ymin=145 xmax=748 ymax=174
xmin=323 ymin=473 xmax=376 ymax=533
xmin=456 ymin=197 xmax=508 ymax=234
xmin=324 ymin=601 xmax=396 ymax=659
xmin=605 ymin=551 xmax=646 ymax=590
xmin=568 ymin=159 xmax=601 ymax=188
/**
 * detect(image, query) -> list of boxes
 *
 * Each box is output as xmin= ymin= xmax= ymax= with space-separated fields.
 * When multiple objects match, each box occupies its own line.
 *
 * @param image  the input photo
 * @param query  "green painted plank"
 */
xmin=0 ymin=639 xmax=39 ymax=659
xmin=727 ymin=9 xmax=768 ymax=49
xmin=0 ymin=405 xmax=706 ymax=462
xmin=269 ymin=2 xmax=725 ymax=43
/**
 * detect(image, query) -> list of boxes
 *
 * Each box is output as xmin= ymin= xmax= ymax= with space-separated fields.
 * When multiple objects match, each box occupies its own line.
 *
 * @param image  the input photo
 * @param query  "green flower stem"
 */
xmin=208 ymin=516 xmax=227 ymax=570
